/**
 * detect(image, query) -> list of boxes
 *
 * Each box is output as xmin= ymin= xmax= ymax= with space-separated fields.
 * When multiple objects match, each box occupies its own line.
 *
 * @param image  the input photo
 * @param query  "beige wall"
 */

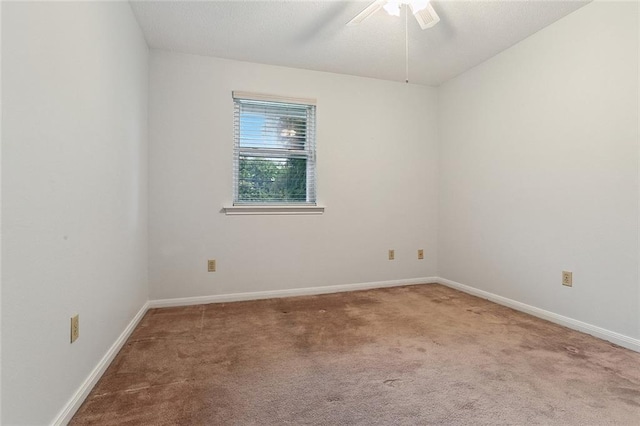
xmin=148 ymin=51 xmax=439 ymax=299
xmin=2 ymin=2 xmax=149 ymax=424
xmin=438 ymin=1 xmax=639 ymax=339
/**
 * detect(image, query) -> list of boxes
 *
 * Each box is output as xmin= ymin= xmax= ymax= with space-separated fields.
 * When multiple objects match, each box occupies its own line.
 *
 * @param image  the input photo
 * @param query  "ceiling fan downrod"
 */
xmin=405 ymin=5 xmax=409 ymax=83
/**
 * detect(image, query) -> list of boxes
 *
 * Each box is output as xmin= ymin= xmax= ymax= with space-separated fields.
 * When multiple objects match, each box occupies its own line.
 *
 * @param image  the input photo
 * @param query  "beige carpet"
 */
xmin=71 ymin=284 xmax=640 ymax=425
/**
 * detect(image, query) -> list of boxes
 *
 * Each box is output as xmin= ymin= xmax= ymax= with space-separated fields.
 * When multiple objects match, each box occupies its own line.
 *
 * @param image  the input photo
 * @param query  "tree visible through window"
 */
xmin=233 ymin=94 xmax=316 ymax=204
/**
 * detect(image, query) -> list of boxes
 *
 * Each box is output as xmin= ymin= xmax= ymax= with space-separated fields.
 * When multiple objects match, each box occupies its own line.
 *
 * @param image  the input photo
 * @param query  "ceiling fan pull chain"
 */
xmin=405 ymin=5 xmax=409 ymax=84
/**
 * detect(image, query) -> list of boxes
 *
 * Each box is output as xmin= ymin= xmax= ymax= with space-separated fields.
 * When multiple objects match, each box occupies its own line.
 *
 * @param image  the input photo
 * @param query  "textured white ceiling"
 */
xmin=130 ymin=0 xmax=590 ymax=86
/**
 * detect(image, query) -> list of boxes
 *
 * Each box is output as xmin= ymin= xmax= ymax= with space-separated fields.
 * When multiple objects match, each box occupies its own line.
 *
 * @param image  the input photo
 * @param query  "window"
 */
xmin=233 ymin=92 xmax=317 ymax=206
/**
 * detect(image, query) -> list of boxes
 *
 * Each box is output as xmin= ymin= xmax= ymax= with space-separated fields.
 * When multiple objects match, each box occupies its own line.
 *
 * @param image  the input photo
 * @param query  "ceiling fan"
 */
xmin=348 ymin=0 xmax=440 ymax=30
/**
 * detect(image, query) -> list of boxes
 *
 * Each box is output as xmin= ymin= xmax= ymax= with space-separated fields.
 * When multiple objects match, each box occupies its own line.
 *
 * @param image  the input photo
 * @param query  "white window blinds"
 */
xmin=233 ymin=92 xmax=317 ymax=205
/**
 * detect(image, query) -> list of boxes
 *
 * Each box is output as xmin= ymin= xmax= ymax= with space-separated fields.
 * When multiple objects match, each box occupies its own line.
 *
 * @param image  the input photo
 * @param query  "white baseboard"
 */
xmin=149 ymin=277 xmax=439 ymax=308
xmin=52 ymin=301 xmax=150 ymax=426
xmin=437 ymin=277 xmax=640 ymax=353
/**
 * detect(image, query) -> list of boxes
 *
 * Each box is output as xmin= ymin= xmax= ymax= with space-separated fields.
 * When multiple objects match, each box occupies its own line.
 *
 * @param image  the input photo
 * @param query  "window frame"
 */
xmin=231 ymin=92 xmax=318 ymax=207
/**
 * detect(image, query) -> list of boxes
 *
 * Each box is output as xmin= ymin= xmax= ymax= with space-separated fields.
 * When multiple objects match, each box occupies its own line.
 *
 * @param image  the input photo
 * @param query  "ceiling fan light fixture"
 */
xmin=408 ymin=0 xmax=430 ymax=14
xmin=383 ymin=1 xmax=436 ymax=23
xmin=383 ymin=1 xmax=401 ymax=17
xmin=412 ymin=2 xmax=440 ymax=29
xmin=348 ymin=0 xmax=440 ymax=30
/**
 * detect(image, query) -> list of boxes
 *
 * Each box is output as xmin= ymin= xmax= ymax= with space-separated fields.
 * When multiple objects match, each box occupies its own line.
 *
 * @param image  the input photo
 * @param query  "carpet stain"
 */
xmin=459 ymin=400 xmax=478 ymax=410
xmin=611 ymin=387 xmax=640 ymax=398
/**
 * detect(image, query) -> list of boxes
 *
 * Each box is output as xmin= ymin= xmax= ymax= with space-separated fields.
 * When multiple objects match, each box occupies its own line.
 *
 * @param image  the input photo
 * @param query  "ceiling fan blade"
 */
xmin=411 ymin=2 xmax=440 ymax=30
xmin=347 ymin=0 xmax=386 ymax=26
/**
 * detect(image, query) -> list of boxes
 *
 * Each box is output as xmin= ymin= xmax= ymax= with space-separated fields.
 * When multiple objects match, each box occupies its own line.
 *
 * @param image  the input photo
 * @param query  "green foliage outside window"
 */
xmin=238 ymin=157 xmax=307 ymax=202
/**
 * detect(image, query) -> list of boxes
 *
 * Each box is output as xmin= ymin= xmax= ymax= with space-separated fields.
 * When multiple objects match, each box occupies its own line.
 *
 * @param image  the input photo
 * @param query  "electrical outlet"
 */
xmin=208 ymin=259 xmax=216 ymax=272
xmin=388 ymin=250 xmax=395 ymax=260
xmin=70 ymin=314 xmax=79 ymax=343
xmin=418 ymin=249 xmax=424 ymax=260
xmin=562 ymin=271 xmax=572 ymax=287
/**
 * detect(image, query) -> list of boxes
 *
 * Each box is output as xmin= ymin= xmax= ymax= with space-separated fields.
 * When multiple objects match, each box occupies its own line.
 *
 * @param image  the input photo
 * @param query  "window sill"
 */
xmin=222 ymin=205 xmax=325 ymax=216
